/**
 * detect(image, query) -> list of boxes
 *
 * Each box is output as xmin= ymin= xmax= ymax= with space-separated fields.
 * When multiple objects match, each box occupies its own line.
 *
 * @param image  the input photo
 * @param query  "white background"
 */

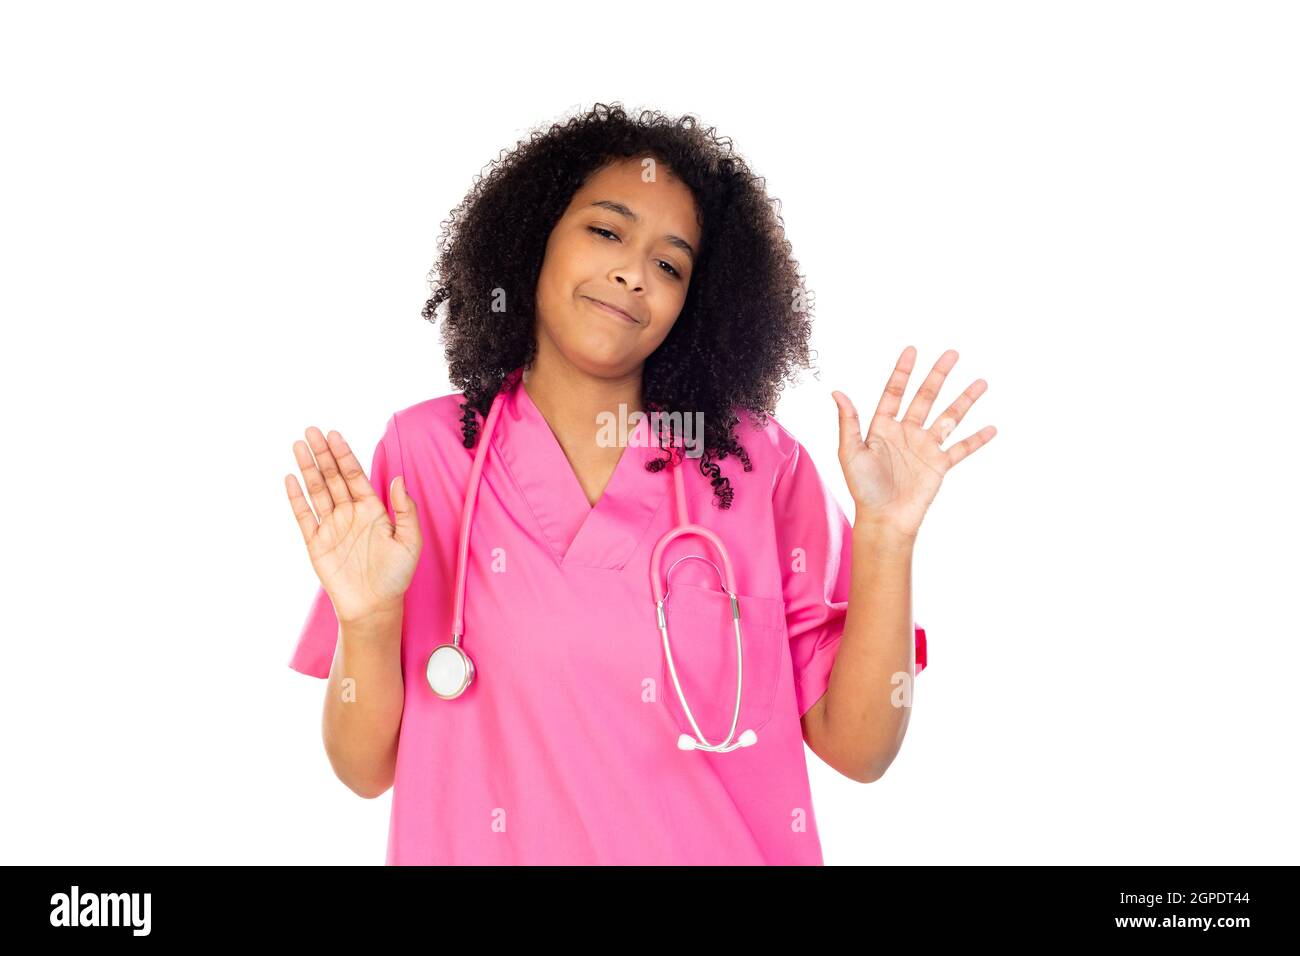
xmin=2 ymin=0 xmax=1296 ymax=865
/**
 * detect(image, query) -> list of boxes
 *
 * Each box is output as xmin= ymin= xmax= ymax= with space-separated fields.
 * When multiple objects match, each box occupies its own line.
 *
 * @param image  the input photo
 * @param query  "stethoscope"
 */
xmin=424 ymin=379 xmax=759 ymax=754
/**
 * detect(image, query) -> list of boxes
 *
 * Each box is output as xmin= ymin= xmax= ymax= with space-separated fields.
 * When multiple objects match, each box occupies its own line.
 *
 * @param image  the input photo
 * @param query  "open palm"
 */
xmin=285 ymin=426 xmax=423 ymax=625
xmin=832 ymin=347 xmax=996 ymax=539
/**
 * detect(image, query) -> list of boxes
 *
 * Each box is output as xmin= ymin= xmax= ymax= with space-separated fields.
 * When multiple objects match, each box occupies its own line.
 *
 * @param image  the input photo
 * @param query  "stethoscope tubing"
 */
xmin=450 ymin=382 xmax=509 ymax=642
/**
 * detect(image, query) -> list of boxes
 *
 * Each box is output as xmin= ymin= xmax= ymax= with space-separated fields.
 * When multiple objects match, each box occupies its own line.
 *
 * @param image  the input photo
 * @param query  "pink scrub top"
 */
xmin=289 ymin=369 xmax=926 ymax=865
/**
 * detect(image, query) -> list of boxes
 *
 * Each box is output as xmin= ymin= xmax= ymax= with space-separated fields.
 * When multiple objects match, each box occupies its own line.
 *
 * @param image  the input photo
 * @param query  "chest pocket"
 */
xmin=658 ymin=581 xmax=787 ymax=743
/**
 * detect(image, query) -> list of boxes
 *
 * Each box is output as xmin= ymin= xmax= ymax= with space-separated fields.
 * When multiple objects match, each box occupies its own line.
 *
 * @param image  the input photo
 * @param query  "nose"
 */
xmin=609 ymin=271 xmax=644 ymax=294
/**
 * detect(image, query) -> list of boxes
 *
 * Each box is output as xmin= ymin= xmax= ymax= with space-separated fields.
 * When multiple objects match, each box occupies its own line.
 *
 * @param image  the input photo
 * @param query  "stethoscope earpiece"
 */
xmin=652 ymin=457 xmax=757 ymax=755
xmin=678 ymin=729 xmax=758 ymax=751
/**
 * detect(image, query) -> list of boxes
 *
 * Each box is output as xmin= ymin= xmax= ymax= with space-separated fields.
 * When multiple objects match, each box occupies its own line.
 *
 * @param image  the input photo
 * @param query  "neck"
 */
xmin=521 ymin=353 xmax=644 ymax=454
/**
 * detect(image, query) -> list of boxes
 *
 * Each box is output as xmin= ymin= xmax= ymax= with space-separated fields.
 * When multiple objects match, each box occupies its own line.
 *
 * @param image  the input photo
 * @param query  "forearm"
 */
xmin=321 ymin=607 xmax=406 ymax=799
xmin=820 ymin=513 xmax=916 ymax=782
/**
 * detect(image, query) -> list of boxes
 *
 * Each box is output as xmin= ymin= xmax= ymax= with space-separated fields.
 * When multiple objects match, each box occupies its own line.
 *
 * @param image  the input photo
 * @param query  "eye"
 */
xmin=587 ymin=226 xmax=683 ymax=281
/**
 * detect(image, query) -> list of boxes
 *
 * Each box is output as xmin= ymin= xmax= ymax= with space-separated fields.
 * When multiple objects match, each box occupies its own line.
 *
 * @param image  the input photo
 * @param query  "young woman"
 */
xmin=284 ymin=103 xmax=994 ymax=865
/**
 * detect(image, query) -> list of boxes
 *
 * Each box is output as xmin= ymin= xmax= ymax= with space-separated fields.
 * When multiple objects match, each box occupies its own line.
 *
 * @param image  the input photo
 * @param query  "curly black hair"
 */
xmin=421 ymin=102 xmax=818 ymax=509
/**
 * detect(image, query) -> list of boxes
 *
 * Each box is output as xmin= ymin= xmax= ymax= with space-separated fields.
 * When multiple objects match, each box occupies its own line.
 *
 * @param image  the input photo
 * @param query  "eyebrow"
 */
xmin=588 ymin=200 xmax=696 ymax=264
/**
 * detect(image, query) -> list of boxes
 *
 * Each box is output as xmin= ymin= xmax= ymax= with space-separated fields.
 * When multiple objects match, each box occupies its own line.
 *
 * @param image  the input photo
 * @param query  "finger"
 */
xmin=305 ymin=425 xmax=353 ymax=508
xmin=873 ymin=346 xmax=917 ymax=420
xmin=327 ymin=430 xmax=377 ymax=503
xmin=391 ymin=475 xmax=422 ymax=550
xmin=929 ymin=379 xmax=988 ymax=447
xmin=831 ymin=390 xmax=864 ymax=457
xmin=285 ymin=473 xmax=319 ymax=545
xmin=293 ymin=436 xmax=336 ymax=519
xmin=945 ymin=425 xmax=997 ymax=469
xmin=902 ymin=349 xmax=959 ymax=428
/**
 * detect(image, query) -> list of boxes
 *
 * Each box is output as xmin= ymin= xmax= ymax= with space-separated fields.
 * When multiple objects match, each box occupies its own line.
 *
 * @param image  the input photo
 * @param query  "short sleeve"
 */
xmin=287 ymin=414 xmax=402 ymax=679
xmin=772 ymin=440 xmax=927 ymax=718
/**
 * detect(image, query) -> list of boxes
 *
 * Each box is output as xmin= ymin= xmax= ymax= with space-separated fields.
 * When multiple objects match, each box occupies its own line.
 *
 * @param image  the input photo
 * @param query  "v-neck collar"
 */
xmin=491 ymin=369 xmax=670 ymax=570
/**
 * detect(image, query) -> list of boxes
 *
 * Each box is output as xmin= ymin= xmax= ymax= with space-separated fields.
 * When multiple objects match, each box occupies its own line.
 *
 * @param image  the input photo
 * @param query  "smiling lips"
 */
xmin=585 ymin=296 xmax=640 ymax=325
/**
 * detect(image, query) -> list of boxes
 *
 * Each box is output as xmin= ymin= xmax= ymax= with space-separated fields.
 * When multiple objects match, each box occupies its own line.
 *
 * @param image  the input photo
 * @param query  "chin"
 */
xmin=559 ymin=341 xmax=642 ymax=378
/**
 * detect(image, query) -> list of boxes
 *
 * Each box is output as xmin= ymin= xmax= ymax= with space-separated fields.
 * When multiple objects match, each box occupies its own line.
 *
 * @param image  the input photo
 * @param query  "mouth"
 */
xmin=585 ymin=296 xmax=640 ymax=326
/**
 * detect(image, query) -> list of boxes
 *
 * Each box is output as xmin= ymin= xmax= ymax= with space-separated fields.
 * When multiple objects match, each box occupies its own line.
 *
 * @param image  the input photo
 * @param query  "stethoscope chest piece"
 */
xmin=426 ymin=642 xmax=475 ymax=699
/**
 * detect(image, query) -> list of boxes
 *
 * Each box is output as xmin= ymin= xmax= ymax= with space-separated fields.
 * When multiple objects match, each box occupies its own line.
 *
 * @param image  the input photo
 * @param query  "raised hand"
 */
xmin=832 ymin=347 xmax=996 ymax=539
xmin=285 ymin=427 xmax=423 ymax=625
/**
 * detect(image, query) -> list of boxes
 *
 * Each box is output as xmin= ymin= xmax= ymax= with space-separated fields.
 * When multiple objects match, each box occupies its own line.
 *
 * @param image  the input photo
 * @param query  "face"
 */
xmin=532 ymin=157 xmax=702 ymax=379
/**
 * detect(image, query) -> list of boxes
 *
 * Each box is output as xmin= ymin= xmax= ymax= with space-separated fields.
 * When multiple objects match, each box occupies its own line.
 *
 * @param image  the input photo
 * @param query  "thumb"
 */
xmin=389 ymin=474 xmax=417 ymax=509
xmin=389 ymin=475 xmax=420 ymax=536
xmin=831 ymin=390 xmax=863 ymax=458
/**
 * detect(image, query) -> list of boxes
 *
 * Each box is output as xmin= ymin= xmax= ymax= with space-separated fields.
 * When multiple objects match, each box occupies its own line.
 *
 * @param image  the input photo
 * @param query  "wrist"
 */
xmin=337 ymin=600 xmax=404 ymax=631
xmin=852 ymin=512 xmax=917 ymax=554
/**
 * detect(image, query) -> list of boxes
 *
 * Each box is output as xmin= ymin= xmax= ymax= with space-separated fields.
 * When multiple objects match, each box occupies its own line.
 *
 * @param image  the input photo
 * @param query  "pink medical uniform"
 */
xmin=289 ymin=369 xmax=926 ymax=865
